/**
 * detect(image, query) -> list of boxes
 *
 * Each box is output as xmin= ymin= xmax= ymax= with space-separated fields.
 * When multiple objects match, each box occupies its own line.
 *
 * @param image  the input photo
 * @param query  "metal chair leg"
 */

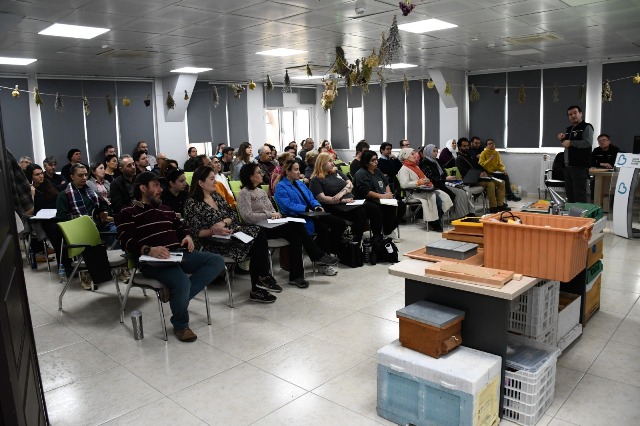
xmin=156 ymin=292 xmax=168 ymax=341
xmin=204 ymin=286 xmax=211 ymax=325
xmin=59 ymin=260 xmax=82 ymax=311
xmin=225 ymin=264 xmax=234 ymax=308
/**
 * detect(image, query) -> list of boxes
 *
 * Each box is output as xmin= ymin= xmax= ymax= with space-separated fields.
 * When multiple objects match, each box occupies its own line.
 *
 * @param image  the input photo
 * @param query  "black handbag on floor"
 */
xmin=337 ymin=241 xmax=364 ymax=268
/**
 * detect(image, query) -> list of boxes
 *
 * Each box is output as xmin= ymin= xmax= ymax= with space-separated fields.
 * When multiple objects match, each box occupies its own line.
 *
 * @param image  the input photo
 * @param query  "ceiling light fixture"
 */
xmin=398 ymin=19 xmax=457 ymax=34
xmin=383 ymin=63 xmax=418 ymax=69
xmin=170 ymin=67 xmax=213 ymax=73
xmin=0 ymin=57 xmax=37 ymax=65
xmin=39 ymin=23 xmax=109 ymax=39
xmin=256 ymin=48 xmax=307 ymax=57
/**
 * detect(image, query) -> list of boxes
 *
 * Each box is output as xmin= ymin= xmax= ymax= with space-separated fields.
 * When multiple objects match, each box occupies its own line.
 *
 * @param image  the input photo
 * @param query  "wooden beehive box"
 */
xmin=397 ymin=300 xmax=465 ymax=358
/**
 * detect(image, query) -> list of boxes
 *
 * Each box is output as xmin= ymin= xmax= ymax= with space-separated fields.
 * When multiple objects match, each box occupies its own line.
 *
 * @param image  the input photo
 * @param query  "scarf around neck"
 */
xmin=64 ymin=183 xmax=100 ymax=219
xmin=402 ymin=160 xmax=426 ymax=180
xmin=424 ymin=144 xmax=445 ymax=175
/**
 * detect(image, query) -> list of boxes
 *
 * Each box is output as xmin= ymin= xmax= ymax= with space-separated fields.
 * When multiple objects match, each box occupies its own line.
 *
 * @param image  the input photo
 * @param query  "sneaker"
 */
xmin=507 ymin=194 xmax=521 ymax=202
xmin=80 ymin=271 xmax=97 ymax=291
xmin=316 ymin=254 xmax=339 ymax=266
xmin=173 ymin=328 xmax=197 ymax=342
xmin=498 ymin=204 xmax=511 ymax=211
xmin=288 ymin=277 xmax=310 ymax=288
xmin=250 ymin=289 xmax=277 ymax=303
xmin=256 ymin=275 xmax=282 ymax=293
xmin=319 ymin=265 xmax=338 ymax=276
xmin=384 ymin=234 xmax=402 ymax=243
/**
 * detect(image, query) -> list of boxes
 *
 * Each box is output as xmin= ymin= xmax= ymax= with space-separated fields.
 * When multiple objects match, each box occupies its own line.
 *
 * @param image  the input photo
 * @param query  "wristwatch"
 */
xmin=142 ymin=246 xmax=151 ymax=255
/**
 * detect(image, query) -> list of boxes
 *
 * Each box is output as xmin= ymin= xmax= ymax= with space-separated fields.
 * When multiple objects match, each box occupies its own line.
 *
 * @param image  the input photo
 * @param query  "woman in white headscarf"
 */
xmin=397 ymin=148 xmax=452 ymax=232
xmin=420 ymin=144 xmax=471 ymax=220
xmin=438 ymin=139 xmax=457 ymax=169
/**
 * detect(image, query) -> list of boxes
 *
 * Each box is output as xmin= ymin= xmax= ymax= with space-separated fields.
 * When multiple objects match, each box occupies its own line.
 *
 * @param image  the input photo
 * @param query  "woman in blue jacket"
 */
xmin=274 ymin=159 xmax=346 ymax=276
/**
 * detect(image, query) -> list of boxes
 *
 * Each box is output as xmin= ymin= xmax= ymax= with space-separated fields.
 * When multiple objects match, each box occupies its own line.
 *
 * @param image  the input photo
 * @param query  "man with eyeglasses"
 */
xmin=591 ymin=134 xmax=619 ymax=169
xmin=221 ymin=147 xmax=235 ymax=174
xmin=151 ymin=153 xmax=167 ymax=175
xmin=399 ymin=139 xmax=411 ymax=149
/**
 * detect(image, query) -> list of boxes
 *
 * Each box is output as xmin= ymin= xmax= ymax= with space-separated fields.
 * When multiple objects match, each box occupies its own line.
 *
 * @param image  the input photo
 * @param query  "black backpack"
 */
xmin=370 ymin=237 xmax=399 ymax=264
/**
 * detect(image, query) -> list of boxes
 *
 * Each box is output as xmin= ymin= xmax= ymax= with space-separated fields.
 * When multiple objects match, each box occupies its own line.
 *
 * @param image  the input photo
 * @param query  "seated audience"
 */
xmin=270 ymin=152 xmax=293 ymax=195
xmin=220 ymin=147 xmax=235 ymax=174
xmin=55 ymin=164 xmax=115 ymax=290
xmin=350 ymin=140 xmax=370 ymax=177
xmin=61 ymin=149 xmax=88 ymax=182
xmin=160 ymin=168 xmax=188 ymax=217
xmin=86 ymin=162 xmax=111 ymax=204
xmin=353 ymin=150 xmax=399 ymax=237
xmin=104 ymin=154 xmax=120 ymax=182
xmin=103 ymin=144 xmax=117 ymax=160
xmin=420 ymin=144 xmax=471 ymax=220
xmin=299 ymin=138 xmax=314 ymax=161
xmin=456 ymin=139 xmax=509 ymax=213
xmin=133 ymin=140 xmax=156 ymax=169
xmin=232 ymin=142 xmax=253 ymax=180
xmin=310 ymin=153 xmax=383 ymax=243
xmin=320 ymin=139 xmax=339 ymax=161
xmin=215 ymin=143 xmax=226 ymax=158
xmin=132 ymin=150 xmax=149 ymax=175
xmin=257 ymin=144 xmax=276 ymax=184
xmin=212 ymin=157 xmax=232 ymax=195
xmin=19 ymin=156 xmax=32 ymax=170
xmin=275 ymin=160 xmax=346 ymax=276
xmin=591 ymin=133 xmax=620 ymax=169
xmin=184 ymin=166 xmax=280 ymax=303
xmin=397 ymin=148 xmax=452 ymax=232
xmin=478 ymin=138 xmax=520 ymax=201
xmin=438 ymin=139 xmax=457 ymax=169
xmin=110 ymin=155 xmax=136 ymax=215
xmin=303 ymin=150 xmax=318 ymax=180
xmin=237 ymin=163 xmax=338 ymax=288
xmin=115 ymin=172 xmax=225 ymax=342
xmin=183 ymin=147 xmax=198 ymax=172
xmin=469 ymin=136 xmax=484 ymax=160
xmin=151 ymin=152 xmax=167 ymax=175
xmin=43 ymin=156 xmax=67 ymax=191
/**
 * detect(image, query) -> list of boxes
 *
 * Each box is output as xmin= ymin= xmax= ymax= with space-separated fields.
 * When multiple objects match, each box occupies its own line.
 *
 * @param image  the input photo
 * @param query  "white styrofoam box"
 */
xmin=557 ymin=324 xmax=582 ymax=351
xmin=558 ymin=293 xmax=581 ymax=340
xmin=592 ymin=216 xmax=606 ymax=235
xmin=377 ymin=340 xmax=502 ymax=395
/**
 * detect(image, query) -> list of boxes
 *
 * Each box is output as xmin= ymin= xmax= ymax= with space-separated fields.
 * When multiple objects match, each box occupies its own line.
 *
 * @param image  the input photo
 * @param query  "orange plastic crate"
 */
xmin=480 ymin=212 xmax=594 ymax=282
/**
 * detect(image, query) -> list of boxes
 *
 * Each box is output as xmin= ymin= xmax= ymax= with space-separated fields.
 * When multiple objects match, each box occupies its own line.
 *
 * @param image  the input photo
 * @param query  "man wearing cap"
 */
xmin=61 ymin=149 xmax=88 ymax=182
xmin=116 ymin=172 xmax=225 ymax=342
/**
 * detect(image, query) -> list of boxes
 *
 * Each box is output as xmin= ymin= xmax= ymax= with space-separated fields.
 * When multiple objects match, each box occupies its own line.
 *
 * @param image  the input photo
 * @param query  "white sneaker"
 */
xmin=385 ymin=234 xmax=401 ymax=243
xmin=319 ymin=265 xmax=338 ymax=276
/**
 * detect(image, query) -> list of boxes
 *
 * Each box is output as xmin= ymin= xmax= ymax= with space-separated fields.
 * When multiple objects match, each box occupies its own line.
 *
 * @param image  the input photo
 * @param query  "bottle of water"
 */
xmin=58 ymin=264 xmax=66 ymax=283
xmin=28 ymin=246 xmax=37 ymax=269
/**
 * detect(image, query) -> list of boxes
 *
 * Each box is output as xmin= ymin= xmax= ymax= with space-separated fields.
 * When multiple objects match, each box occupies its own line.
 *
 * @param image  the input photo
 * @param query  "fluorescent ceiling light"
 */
xmin=502 ymin=49 xmax=541 ymax=56
xmin=170 ymin=67 xmax=213 ymax=73
xmin=398 ymin=19 xmax=457 ymax=34
xmin=39 ymin=23 xmax=109 ymax=39
xmin=291 ymin=75 xmax=326 ymax=80
xmin=383 ymin=63 xmax=418 ymax=69
xmin=0 ymin=57 xmax=37 ymax=65
xmin=256 ymin=48 xmax=307 ymax=57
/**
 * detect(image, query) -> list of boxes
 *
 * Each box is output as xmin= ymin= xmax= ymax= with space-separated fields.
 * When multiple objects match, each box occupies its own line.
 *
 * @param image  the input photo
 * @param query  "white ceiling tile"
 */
xmin=114 ymin=18 xmax=194 ymax=34
xmin=232 ymin=2 xmax=310 ymax=20
xmin=145 ymin=5 xmax=220 ymax=23
xmin=55 ymin=9 xmax=139 ymax=29
xmin=494 ymin=0 xmax=569 ymax=17
xmin=79 ymin=0 xmax=168 ymax=17
xmin=174 ymin=0 xmax=266 ymax=13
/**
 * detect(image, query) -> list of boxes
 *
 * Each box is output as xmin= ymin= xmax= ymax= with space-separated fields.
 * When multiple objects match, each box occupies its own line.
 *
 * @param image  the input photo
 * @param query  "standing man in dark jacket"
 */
xmin=558 ymin=105 xmax=593 ymax=203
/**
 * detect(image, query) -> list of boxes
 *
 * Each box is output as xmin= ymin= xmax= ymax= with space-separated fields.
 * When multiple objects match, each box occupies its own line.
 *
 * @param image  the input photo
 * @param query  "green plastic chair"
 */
xmin=445 ymin=167 xmax=462 ymax=180
xmin=184 ymin=171 xmax=194 ymax=186
xmin=56 ymin=216 xmax=126 ymax=310
xmin=339 ymin=164 xmax=351 ymax=177
xmin=229 ymin=180 xmax=242 ymax=201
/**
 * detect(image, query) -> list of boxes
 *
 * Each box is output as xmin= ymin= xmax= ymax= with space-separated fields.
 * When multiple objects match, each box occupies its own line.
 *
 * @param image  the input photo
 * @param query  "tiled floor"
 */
xmin=24 ymin=199 xmax=640 ymax=425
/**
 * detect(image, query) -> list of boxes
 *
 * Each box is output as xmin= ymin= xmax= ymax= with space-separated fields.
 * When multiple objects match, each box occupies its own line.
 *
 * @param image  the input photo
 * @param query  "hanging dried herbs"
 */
xmin=365 ymin=48 xmax=379 ymax=68
xmin=12 ymin=85 xmax=19 ymax=98
xmin=552 ymin=83 xmax=560 ymax=103
xmin=518 ymin=84 xmax=526 ymax=105
xmin=469 ymin=84 xmax=480 ymax=102
xmin=444 ymin=82 xmax=452 ymax=96
xmin=399 ymin=0 xmax=415 ymax=16
xmin=211 ymin=86 xmax=219 ymax=107
xmin=266 ymin=74 xmax=274 ymax=92
xmin=166 ymin=92 xmax=175 ymax=109
xmin=144 ymin=94 xmax=151 ymax=107
xmin=578 ymin=84 xmax=586 ymax=102
xmin=602 ymin=80 xmax=612 ymax=102
xmin=377 ymin=71 xmax=387 ymax=89
xmin=230 ymin=84 xmax=244 ymax=98
xmin=122 ymin=96 xmax=131 ymax=107
xmin=403 ymin=74 xmax=409 ymax=94
xmin=248 ymin=80 xmax=256 ymax=90
xmin=55 ymin=92 xmax=64 ymax=112
xmin=385 ymin=15 xmax=403 ymax=64
xmin=321 ymin=79 xmax=337 ymax=112
xmin=306 ymin=63 xmax=312 ymax=77
xmin=83 ymin=97 xmax=91 ymax=116
xmin=33 ymin=87 xmax=43 ymax=106
xmin=426 ymin=79 xmax=435 ymax=89
xmin=282 ymin=70 xmax=292 ymax=93
xmin=634 ymin=73 xmax=640 ymax=84
xmin=106 ymin=94 xmax=113 ymax=114
xmin=184 ymin=90 xmax=189 ymax=100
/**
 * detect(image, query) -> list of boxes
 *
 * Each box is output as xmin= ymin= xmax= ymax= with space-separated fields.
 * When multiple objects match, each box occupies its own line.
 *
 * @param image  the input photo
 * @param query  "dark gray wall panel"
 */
xmin=347 ymin=89 xmax=362 ymax=108
xmin=507 ymin=70 xmax=541 ymax=148
xmin=385 ymin=82 xmax=405 ymax=144
xmin=264 ymin=89 xmax=284 ymax=108
xmin=227 ymin=85 xmax=249 ymax=145
xmin=38 ymin=79 xmax=86 ymax=168
xmin=406 ymin=80 xmax=423 ymax=147
xmin=602 ymin=61 xmax=640 ymax=153
xmin=364 ymin=84 xmax=383 ymax=145
xmin=541 ymin=67 xmax=587 ymax=148
xmin=0 ymin=78 xmax=33 ymax=161
xmin=83 ymin=80 xmax=117 ymax=163
xmin=210 ymin=85 xmax=229 ymax=146
xmin=331 ymin=87 xmax=349 ymax=149
xmin=469 ymin=73 xmax=506 ymax=148
xmin=187 ymin=81 xmax=213 ymax=145
xmin=117 ymin=80 xmax=155 ymax=157
xmin=298 ymin=88 xmax=316 ymax=105
xmin=424 ymin=82 xmax=440 ymax=147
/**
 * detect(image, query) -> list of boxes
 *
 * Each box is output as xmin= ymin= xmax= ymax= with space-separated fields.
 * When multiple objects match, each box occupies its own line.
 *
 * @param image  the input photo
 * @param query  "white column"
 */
xmin=586 ymin=61 xmax=602 ymax=145
xmin=27 ymin=75 xmax=46 ymax=162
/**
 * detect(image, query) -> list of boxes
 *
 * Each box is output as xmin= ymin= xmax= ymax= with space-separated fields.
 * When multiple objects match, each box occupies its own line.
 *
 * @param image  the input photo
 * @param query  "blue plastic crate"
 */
xmin=377 ymin=341 xmax=501 ymax=426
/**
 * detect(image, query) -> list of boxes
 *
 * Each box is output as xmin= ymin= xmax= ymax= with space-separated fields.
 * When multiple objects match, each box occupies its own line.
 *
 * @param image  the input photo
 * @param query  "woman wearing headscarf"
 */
xmin=397 ymin=148 xmax=452 ymax=232
xmin=420 ymin=144 xmax=471 ymax=220
xmin=438 ymin=139 xmax=457 ymax=169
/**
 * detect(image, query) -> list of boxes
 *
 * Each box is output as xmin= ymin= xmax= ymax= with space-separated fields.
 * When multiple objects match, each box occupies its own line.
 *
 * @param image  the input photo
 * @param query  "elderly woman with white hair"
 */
xmin=397 ymin=147 xmax=452 ymax=232
xmin=420 ymin=144 xmax=471 ymax=220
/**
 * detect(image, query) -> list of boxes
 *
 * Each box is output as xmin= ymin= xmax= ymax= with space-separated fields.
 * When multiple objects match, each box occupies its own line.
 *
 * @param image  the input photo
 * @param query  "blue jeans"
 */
xmin=140 ymin=251 xmax=224 ymax=330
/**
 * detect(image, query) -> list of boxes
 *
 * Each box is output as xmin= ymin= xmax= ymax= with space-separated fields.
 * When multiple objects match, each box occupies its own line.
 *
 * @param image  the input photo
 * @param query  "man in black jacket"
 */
xmin=591 ymin=133 xmax=619 ymax=169
xmin=558 ymin=105 xmax=593 ymax=203
xmin=110 ymin=155 xmax=136 ymax=214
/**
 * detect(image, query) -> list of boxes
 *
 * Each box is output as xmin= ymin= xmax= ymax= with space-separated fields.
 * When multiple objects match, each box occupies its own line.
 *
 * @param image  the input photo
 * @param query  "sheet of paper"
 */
xmin=139 ymin=254 xmax=183 ymax=263
xmin=267 ymin=218 xmax=288 ymax=224
xmin=232 ymin=231 xmax=254 ymax=244
xmin=286 ymin=217 xmax=307 ymax=223
xmin=32 ymin=209 xmax=57 ymax=219
xmin=346 ymin=199 xmax=365 ymax=205
xmin=380 ymin=199 xmax=398 ymax=206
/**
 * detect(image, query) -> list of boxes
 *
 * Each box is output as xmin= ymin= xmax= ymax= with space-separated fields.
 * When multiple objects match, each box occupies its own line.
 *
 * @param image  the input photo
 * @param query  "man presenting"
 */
xmin=558 ymin=106 xmax=593 ymax=203
xmin=116 ymin=172 xmax=224 ymax=342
